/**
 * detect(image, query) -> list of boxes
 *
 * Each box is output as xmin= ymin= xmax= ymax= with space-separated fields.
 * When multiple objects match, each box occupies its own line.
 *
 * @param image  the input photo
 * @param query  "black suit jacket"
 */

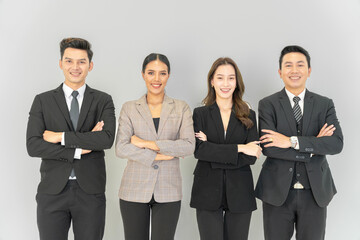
xmin=255 ymin=88 xmax=343 ymax=207
xmin=26 ymin=84 xmax=116 ymax=195
xmin=190 ymin=103 xmax=258 ymax=213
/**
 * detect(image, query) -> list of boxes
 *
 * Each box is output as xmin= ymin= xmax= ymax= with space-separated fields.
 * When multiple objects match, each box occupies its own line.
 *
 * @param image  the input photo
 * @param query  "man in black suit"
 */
xmin=255 ymin=45 xmax=343 ymax=240
xmin=26 ymin=38 xmax=115 ymax=240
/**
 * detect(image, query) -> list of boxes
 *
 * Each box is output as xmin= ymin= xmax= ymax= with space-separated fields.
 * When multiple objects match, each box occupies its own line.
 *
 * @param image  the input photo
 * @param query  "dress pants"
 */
xmin=263 ymin=189 xmax=327 ymax=240
xmin=36 ymin=180 xmax=106 ymax=240
xmin=120 ymin=197 xmax=181 ymax=240
xmin=196 ymin=208 xmax=252 ymax=240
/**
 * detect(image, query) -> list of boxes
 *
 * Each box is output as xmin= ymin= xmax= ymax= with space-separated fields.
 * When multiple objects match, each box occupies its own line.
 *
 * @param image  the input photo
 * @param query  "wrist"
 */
xmin=237 ymin=144 xmax=244 ymax=153
xmin=290 ymin=136 xmax=298 ymax=149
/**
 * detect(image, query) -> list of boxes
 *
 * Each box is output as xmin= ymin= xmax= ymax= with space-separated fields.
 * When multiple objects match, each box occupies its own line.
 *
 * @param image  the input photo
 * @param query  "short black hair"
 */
xmin=142 ymin=53 xmax=170 ymax=74
xmin=279 ymin=45 xmax=311 ymax=69
xmin=60 ymin=38 xmax=93 ymax=62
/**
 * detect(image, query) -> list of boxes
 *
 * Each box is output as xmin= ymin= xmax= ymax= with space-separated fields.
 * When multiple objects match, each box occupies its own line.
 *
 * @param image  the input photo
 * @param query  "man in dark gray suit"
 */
xmin=26 ymin=38 xmax=115 ymax=240
xmin=255 ymin=45 xmax=343 ymax=240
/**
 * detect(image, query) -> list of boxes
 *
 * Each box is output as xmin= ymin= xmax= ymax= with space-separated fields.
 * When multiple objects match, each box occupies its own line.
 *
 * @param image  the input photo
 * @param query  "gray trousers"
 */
xmin=263 ymin=189 xmax=327 ymax=240
xmin=36 ymin=180 xmax=105 ymax=240
xmin=120 ymin=197 xmax=181 ymax=240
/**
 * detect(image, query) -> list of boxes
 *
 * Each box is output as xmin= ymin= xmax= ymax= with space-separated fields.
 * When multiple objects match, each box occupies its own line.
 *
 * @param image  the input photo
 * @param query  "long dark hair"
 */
xmin=203 ymin=57 xmax=253 ymax=128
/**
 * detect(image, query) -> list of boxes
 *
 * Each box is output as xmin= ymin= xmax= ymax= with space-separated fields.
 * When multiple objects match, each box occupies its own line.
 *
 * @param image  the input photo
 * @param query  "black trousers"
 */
xmin=119 ymin=197 xmax=181 ymax=240
xmin=196 ymin=208 xmax=252 ymax=240
xmin=263 ymin=189 xmax=327 ymax=240
xmin=36 ymin=180 xmax=105 ymax=240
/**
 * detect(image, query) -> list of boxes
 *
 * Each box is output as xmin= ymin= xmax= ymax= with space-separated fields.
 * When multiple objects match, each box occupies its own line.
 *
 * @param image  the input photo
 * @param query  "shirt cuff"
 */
xmin=61 ymin=132 xmax=65 ymax=145
xmin=74 ymin=148 xmax=82 ymax=159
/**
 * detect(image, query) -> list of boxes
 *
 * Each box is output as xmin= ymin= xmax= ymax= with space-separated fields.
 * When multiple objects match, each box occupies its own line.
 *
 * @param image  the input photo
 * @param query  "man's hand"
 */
xmin=260 ymin=129 xmax=291 ymax=148
xmin=317 ymin=123 xmax=335 ymax=138
xmin=92 ymin=121 xmax=104 ymax=132
xmin=81 ymin=121 xmax=105 ymax=154
xmin=43 ymin=130 xmax=62 ymax=143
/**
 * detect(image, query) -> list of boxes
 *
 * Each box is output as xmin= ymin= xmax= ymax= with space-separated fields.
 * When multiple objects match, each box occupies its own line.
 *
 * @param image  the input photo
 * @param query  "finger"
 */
xmin=261 ymin=129 xmax=275 ymax=134
xmin=260 ymin=134 xmax=272 ymax=140
xmin=251 ymin=141 xmax=261 ymax=145
xmin=263 ymin=142 xmax=274 ymax=148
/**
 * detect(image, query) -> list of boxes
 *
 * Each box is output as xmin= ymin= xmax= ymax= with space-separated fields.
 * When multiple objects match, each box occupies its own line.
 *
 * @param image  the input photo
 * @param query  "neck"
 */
xmin=216 ymin=98 xmax=233 ymax=111
xmin=147 ymin=92 xmax=164 ymax=105
xmin=64 ymin=80 xmax=85 ymax=91
xmin=286 ymin=86 xmax=305 ymax=96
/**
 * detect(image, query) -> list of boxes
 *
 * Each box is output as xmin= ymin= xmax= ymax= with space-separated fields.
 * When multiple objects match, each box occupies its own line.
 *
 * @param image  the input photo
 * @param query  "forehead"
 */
xmin=215 ymin=64 xmax=235 ymax=74
xmin=282 ymin=52 xmax=307 ymax=64
xmin=63 ymin=47 xmax=89 ymax=60
xmin=145 ymin=60 xmax=168 ymax=71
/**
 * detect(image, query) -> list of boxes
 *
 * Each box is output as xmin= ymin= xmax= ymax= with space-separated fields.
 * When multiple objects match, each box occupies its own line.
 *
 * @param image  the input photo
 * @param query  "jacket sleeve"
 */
xmin=259 ymin=98 xmax=311 ymax=162
xmin=297 ymin=99 xmax=343 ymax=155
xmin=237 ymin=111 xmax=258 ymax=167
xmin=155 ymin=104 xmax=195 ymax=157
xmin=193 ymin=108 xmax=238 ymax=165
xmin=63 ymin=94 xmax=116 ymax=151
xmin=115 ymin=103 xmax=157 ymax=167
xmin=26 ymin=95 xmax=76 ymax=163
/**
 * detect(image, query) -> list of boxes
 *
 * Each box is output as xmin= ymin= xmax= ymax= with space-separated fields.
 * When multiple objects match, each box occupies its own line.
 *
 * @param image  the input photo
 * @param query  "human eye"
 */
xmin=161 ymin=72 xmax=167 ymax=76
xmin=148 ymin=71 xmax=154 ymax=75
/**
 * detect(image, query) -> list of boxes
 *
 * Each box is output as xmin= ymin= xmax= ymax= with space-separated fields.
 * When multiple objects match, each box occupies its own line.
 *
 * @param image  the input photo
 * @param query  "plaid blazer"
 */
xmin=115 ymin=95 xmax=195 ymax=203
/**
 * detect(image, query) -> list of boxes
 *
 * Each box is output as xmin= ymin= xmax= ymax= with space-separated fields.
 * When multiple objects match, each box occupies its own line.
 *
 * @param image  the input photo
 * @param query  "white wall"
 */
xmin=0 ymin=0 xmax=359 ymax=239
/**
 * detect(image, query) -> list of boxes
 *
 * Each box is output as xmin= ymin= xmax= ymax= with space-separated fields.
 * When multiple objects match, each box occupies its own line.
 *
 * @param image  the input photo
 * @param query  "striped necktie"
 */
xmin=293 ymin=96 xmax=302 ymax=124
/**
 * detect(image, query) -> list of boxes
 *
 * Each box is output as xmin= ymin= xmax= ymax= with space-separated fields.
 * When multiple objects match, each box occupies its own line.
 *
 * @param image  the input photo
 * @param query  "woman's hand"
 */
xmin=131 ymin=135 xmax=146 ymax=148
xmin=195 ymin=131 xmax=207 ymax=141
xmin=238 ymin=141 xmax=262 ymax=158
xmin=155 ymin=153 xmax=174 ymax=161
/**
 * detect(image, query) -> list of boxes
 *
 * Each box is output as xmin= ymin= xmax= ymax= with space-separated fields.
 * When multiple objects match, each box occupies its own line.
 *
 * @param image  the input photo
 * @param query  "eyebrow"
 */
xmin=216 ymin=73 xmax=236 ymax=76
xmin=64 ymin=57 xmax=87 ymax=61
xmin=284 ymin=61 xmax=305 ymax=64
xmin=147 ymin=69 xmax=167 ymax=72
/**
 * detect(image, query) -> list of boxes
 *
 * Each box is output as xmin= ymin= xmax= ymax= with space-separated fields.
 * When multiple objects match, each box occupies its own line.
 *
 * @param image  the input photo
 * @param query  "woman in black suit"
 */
xmin=190 ymin=57 xmax=262 ymax=240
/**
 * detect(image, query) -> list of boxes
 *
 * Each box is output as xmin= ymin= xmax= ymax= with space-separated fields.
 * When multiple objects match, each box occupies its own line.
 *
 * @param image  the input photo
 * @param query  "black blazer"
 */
xmin=255 ymin=88 xmax=343 ymax=207
xmin=26 ymin=84 xmax=116 ymax=195
xmin=190 ymin=103 xmax=258 ymax=213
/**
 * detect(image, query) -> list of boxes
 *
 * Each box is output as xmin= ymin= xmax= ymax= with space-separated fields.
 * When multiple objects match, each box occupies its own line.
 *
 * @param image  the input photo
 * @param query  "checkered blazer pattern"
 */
xmin=115 ymin=95 xmax=195 ymax=203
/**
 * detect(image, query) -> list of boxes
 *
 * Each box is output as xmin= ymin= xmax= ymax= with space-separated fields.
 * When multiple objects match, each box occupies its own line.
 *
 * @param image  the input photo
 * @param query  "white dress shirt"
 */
xmin=61 ymin=83 xmax=87 ymax=160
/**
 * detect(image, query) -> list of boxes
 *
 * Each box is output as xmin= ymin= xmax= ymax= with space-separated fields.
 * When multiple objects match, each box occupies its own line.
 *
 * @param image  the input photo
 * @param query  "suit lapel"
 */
xmin=279 ymin=89 xmax=298 ymax=136
xmin=158 ymin=95 xmax=174 ymax=137
xmin=302 ymin=90 xmax=314 ymax=136
xmin=209 ymin=103 xmax=225 ymax=143
xmin=77 ymin=85 xmax=94 ymax=131
xmin=135 ymin=95 xmax=157 ymax=138
xmin=53 ymin=84 xmax=74 ymax=131
xmin=225 ymin=110 xmax=238 ymax=143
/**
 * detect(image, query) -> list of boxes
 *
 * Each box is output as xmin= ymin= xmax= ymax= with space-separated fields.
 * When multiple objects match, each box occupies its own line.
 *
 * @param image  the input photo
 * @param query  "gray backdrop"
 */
xmin=1 ymin=0 xmax=359 ymax=239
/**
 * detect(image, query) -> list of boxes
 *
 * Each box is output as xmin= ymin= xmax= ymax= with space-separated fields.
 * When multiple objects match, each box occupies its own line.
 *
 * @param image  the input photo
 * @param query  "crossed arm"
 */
xmin=26 ymin=94 xmax=115 ymax=162
xmin=258 ymin=98 xmax=343 ymax=161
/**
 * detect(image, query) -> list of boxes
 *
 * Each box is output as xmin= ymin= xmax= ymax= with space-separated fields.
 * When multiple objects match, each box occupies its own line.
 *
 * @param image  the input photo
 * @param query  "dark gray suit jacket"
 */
xmin=255 ymin=88 xmax=343 ymax=207
xmin=26 ymin=84 xmax=115 ymax=195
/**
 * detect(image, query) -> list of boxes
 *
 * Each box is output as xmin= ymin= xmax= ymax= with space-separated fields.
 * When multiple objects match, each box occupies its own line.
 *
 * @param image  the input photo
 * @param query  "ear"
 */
xmin=278 ymin=69 xmax=282 ymax=78
xmin=88 ymin=61 xmax=94 ymax=71
xmin=59 ymin=59 xmax=63 ymax=69
xmin=308 ymin=67 xmax=312 ymax=77
xmin=210 ymin=79 xmax=214 ymax=87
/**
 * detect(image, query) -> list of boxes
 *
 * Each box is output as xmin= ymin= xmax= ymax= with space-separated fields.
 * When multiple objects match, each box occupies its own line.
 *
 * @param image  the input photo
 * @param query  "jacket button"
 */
xmin=153 ymin=165 xmax=159 ymax=169
xmin=289 ymin=168 xmax=293 ymax=172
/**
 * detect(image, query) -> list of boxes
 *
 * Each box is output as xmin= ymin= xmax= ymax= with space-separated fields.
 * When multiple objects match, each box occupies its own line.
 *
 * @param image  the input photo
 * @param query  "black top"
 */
xmin=153 ymin=118 xmax=160 ymax=133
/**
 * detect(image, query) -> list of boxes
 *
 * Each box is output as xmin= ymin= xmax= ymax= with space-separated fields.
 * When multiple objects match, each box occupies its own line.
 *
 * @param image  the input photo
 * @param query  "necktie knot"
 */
xmin=293 ymin=96 xmax=300 ymax=104
xmin=72 ymin=91 xmax=79 ymax=98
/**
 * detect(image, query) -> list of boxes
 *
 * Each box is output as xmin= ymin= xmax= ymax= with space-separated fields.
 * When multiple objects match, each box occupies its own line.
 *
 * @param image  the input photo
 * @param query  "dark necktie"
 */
xmin=69 ymin=91 xmax=79 ymax=178
xmin=293 ymin=96 xmax=302 ymax=124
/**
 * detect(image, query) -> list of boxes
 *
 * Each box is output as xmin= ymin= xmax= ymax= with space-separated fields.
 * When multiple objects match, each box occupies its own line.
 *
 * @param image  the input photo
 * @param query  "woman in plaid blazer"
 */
xmin=190 ymin=57 xmax=262 ymax=240
xmin=115 ymin=53 xmax=195 ymax=240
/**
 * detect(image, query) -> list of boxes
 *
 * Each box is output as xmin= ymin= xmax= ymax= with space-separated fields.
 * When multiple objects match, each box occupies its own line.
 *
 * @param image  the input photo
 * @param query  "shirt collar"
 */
xmin=285 ymin=88 xmax=306 ymax=101
xmin=62 ymin=83 xmax=86 ymax=98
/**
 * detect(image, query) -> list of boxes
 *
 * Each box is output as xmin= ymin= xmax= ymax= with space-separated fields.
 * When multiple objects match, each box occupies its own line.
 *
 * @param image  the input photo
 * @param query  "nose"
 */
xmin=224 ymin=78 xmax=230 ymax=86
xmin=155 ymin=73 xmax=160 ymax=82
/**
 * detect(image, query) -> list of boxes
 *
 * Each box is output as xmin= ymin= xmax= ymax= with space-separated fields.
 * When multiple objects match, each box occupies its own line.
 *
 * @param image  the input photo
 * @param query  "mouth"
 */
xmin=70 ymin=72 xmax=81 ymax=77
xmin=289 ymin=76 xmax=301 ymax=80
xmin=151 ymin=83 xmax=162 ymax=89
xmin=220 ymin=88 xmax=232 ymax=93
